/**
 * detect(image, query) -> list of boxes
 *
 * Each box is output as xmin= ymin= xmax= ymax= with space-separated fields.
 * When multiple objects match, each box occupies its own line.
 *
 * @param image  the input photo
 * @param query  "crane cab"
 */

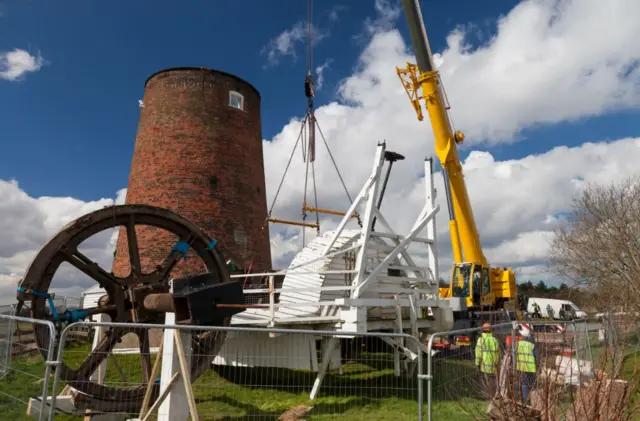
xmin=446 ymin=263 xmax=491 ymax=308
xmin=443 ymin=263 xmax=515 ymax=310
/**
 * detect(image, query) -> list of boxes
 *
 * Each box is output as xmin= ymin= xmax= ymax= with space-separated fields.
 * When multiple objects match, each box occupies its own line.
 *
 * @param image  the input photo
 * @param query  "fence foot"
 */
xmin=26 ymin=396 xmax=75 ymax=420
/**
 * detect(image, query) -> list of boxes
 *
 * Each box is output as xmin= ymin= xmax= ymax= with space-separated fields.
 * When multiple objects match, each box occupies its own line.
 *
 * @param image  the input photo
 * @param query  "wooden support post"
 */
xmin=153 ymin=311 xmax=199 ymax=421
xmin=139 ymin=341 xmax=164 ymax=419
xmin=407 ymin=295 xmax=419 ymax=377
xmin=89 ymin=314 xmax=109 ymax=384
xmin=309 ymin=337 xmax=337 ymax=400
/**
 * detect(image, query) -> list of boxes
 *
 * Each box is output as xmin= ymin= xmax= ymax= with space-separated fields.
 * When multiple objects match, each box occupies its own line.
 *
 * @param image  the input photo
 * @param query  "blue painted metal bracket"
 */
xmin=16 ymin=287 xmax=89 ymax=323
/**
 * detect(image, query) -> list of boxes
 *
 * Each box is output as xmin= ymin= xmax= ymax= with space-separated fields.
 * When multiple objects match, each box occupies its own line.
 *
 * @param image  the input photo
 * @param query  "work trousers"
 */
xmin=480 ymin=372 xmax=497 ymax=399
xmin=519 ymin=372 xmax=536 ymax=402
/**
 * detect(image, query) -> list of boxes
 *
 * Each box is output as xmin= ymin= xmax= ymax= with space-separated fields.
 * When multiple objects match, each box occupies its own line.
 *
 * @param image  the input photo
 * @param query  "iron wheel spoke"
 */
xmin=17 ymin=204 xmax=230 ymax=409
xmin=156 ymin=234 xmax=195 ymax=280
xmin=137 ymin=329 xmax=152 ymax=383
xmin=75 ymin=327 xmax=125 ymax=381
xmin=127 ymin=215 xmax=142 ymax=278
xmin=62 ymin=247 xmax=123 ymax=289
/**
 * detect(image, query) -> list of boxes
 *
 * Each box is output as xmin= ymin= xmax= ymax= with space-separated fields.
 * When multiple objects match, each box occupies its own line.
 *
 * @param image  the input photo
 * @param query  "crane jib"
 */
xmin=401 ymin=0 xmax=435 ymax=73
xmin=397 ymin=0 xmax=518 ymax=315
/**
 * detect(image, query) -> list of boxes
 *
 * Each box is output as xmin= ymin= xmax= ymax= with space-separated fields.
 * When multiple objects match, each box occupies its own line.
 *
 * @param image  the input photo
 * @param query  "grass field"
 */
xmin=0 ymin=340 xmax=487 ymax=421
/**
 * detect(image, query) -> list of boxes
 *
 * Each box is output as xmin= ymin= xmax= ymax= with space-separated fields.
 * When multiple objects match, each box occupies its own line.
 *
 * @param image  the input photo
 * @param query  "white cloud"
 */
xmin=261 ymin=0 xmax=640 ymax=283
xmin=261 ymin=21 xmax=328 ymax=67
xmin=328 ymin=5 xmax=347 ymax=23
xmin=0 ymin=49 xmax=45 ymax=81
xmin=315 ymin=58 xmax=333 ymax=90
xmin=0 ymin=180 xmax=121 ymax=302
xmin=434 ymin=0 xmax=640 ymax=143
xmin=362 ymin=0 xmax=401 ymax=38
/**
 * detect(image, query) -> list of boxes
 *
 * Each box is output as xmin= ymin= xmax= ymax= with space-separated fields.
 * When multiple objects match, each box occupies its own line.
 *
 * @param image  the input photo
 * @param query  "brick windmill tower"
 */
xmin=112 ymin=67 xmax=272 ymax=281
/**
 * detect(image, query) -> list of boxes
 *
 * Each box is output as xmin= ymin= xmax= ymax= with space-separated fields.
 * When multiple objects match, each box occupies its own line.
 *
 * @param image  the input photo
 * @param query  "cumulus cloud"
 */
xmin=0 ymin=49 xmax=45 ymax=81
xmin=265 ymin=136 xmax=640 ymax=283
xmin=0 ymin=180 xmax=121 ymax=302
xmin=262 ymin=0 xmax=640 ymax=280
xmin=434 ymin=0 xmax=640 ymax=143
xmin=361 ymin=0 xmax=401 ymax=39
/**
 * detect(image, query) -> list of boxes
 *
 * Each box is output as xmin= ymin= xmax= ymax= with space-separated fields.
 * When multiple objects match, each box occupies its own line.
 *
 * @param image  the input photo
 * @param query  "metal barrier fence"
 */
xmin=0 ymin=314 xmax=57 ymax=421
xmin=46 ymin=322 xmax=426 ymax=420
xmin=596 ymin=313 xmax=640 ymax=378
xmin=0 ymin=314 xmax=635 ymax=420
xmin=425 ymin=322 xmax=513 ymax=421
xmin=424 ymin=320 xmax=605 ymax=421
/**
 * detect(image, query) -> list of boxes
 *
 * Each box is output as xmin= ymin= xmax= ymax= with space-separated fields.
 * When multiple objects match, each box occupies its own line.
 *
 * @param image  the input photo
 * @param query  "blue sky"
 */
xmin=5 ymin=0 xmax=636 ymax=200
xmin=1 ymin=0 xmax=640 ymax=291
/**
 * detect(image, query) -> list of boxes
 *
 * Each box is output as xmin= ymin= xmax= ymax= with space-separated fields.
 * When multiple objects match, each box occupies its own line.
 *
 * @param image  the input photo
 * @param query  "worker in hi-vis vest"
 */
xmin=532 ymin=302 xmax=541 ymax=319
xmin=516 ymin=324 xmax=538 ymax=401
xmin=475 ymin=322 xmax=501 ymax=397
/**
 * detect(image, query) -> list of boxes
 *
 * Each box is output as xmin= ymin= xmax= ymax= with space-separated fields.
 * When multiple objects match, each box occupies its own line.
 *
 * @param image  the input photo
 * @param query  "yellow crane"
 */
xmin=395 ymin=0 xmax=517 ymax=320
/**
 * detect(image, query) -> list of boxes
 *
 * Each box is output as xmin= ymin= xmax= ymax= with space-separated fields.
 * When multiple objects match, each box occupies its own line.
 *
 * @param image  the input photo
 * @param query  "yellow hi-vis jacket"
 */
xmin=475 ymin=332 xmax=500 ymax=374
xmin=516 ymin=339 xmax=537 ymax=373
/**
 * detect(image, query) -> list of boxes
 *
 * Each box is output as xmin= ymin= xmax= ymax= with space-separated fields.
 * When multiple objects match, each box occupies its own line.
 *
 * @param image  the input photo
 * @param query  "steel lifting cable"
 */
xmin=307 ymin=0 xmax=313 ymax=74
xmin=302 ymin=116 xmax=310 ymax=246
xmin=251 ymin=0 xmax=358 ymax=270
xmin=302 ymin=0 xmax=320 ymax=246
xmin=311 ymin=161 xmax=320 ymax=231
xmin=314 ymin=119 xmax=362 ymax=227
xmin=239 ymin=116 xmax=307 ymax=286
xmin=267 ymin=114 xmax=307 ymax=218
xmin=303 ymin=0 xmax=360 ymax=227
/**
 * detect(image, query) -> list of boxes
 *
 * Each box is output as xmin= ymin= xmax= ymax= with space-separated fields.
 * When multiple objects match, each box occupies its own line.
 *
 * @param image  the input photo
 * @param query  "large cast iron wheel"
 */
xmin=16 ymin=204 xmax=231 ymax=413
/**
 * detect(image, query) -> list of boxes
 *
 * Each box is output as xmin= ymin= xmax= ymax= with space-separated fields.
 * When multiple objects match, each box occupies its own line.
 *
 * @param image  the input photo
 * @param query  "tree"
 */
xmin=520 ymin=281 xmax=534 ymax=291
xmin=550 ymin=176 xmax=640 ymax=313
xmin=535 ymin=280 xmax=548 ymax=293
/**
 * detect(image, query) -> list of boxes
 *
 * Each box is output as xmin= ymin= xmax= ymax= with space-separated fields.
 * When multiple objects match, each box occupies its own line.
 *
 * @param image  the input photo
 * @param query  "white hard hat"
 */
xmin=519 ymin=323 xmax=531 ymax=337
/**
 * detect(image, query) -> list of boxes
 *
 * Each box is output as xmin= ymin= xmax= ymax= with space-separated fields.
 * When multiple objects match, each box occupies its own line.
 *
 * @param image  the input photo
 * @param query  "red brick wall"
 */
xmin=112 ymin=68 xmax=272 ymax=281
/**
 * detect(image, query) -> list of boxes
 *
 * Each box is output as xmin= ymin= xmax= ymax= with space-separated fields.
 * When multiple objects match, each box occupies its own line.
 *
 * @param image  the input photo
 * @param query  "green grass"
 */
xmin=0 ymin=342 xmax=487 ymax=420
xmin=1 ymin=333 xmax=638 ymax=420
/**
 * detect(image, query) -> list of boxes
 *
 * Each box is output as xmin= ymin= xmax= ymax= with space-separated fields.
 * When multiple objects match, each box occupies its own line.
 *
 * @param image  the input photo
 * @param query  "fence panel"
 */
xmin=0 ymin=314 xmax=56 ymax=421
xmin=595 ymin=313 xmax=640 ymax=378
xmin=0 ymin=304 xmax=16 ymax=378
xmin=49 ymin=322 xmax=425 ymax=421
xmin=425 ymin=322 xmax=512 ymax=421
xmin=424 ymin=319 xmax=609 ymax=421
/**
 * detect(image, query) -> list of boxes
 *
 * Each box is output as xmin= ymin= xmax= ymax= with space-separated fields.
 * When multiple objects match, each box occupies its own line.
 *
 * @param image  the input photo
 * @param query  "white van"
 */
xmin=527 ymin=297 xmax=588 ymax=321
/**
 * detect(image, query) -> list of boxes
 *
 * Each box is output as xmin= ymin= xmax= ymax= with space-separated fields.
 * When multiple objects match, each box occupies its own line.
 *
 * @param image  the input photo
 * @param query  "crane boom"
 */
xmin=396 ymin=0 xmax=516 ymax=311
xmin=399 ymin=0 xmax=485 ymax=267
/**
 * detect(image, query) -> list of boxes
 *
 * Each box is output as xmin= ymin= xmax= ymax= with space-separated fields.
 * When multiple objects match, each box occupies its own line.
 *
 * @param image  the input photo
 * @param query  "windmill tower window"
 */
xmin=229 ymin=91 xmax=244 ymax=110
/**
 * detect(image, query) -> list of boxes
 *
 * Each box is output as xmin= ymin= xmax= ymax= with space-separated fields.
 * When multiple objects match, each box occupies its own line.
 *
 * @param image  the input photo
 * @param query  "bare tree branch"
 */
xmin=550 ymin=175 xmax=640 ymax=314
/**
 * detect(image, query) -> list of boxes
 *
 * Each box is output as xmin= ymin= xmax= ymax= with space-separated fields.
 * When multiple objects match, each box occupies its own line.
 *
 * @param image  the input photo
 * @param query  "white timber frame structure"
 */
xmin=213 ymin=142 xmax=453 ymax=389
xmin=80 ymin=142 xmax=453 ymax=403
xmin=229 ymin=141 xmax=451 ymax=332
